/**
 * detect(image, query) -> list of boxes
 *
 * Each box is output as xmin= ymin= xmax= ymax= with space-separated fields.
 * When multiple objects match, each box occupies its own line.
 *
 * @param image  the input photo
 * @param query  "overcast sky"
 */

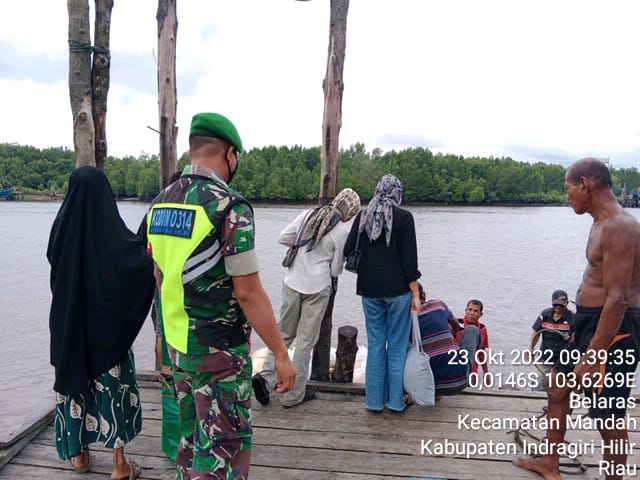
xmin=1 ymin=0 xmax=639 ymax=167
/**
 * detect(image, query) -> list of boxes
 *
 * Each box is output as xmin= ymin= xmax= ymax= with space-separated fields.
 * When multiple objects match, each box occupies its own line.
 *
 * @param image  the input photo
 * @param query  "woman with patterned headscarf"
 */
xmin=343 ymin=174 xmax=422 ymax=412
xmin=253 ymin=188 xmax=361 ymax=407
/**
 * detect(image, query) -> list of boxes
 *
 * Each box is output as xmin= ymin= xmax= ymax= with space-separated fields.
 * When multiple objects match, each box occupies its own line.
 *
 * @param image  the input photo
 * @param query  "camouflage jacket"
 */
xmin=148 ymin=165 xmax=256 ymax=363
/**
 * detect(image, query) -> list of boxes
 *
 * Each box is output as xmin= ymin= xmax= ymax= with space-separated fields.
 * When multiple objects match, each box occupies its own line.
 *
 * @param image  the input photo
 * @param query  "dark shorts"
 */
xmin=555 ymin=306 xmax=640 ymax=418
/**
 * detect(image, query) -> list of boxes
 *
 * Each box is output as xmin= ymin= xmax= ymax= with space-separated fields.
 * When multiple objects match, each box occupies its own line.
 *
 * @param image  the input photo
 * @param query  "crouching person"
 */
xmin=416 ymin=284 xmax=481 ymax=396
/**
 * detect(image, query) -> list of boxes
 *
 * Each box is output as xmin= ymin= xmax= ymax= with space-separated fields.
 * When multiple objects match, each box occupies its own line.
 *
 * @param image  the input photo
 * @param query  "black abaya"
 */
xmin=47 ymin=166 xmax=155 ymax=394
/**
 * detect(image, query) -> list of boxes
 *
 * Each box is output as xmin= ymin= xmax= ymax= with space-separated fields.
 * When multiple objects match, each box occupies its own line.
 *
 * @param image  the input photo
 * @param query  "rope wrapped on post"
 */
xmin=68 ymin=38 xmax=110 ymax=55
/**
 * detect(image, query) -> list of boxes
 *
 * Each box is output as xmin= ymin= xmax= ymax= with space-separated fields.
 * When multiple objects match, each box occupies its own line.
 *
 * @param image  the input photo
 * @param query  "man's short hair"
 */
xmin=567 ymin=158 xmax=612 ymax=189
xmin=189 ymin=134 xmax=228 ymax=155
xmin=466 ymin=299 xmax=483 ymax=312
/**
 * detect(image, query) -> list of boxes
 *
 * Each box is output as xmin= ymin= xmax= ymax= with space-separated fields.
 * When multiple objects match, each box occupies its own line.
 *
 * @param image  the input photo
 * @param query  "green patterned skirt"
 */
xmin=54 ymin=350 xmax=142 ymax=460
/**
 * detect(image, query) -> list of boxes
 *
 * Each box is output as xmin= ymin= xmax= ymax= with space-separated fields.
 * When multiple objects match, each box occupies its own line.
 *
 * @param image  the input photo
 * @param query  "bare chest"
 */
xmin=585 ymin=224 xmax=603 ymax=268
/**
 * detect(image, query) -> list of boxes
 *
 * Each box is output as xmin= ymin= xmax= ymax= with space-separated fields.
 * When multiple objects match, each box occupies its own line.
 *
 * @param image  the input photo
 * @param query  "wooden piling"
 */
xmin=332 ymin=325 xmax=358 ymax=382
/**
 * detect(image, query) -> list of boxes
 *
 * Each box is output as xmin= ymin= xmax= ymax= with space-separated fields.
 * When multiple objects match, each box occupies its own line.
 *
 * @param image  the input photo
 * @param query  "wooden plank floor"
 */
xmin=2 ymin=376 xmax=638 ymax=479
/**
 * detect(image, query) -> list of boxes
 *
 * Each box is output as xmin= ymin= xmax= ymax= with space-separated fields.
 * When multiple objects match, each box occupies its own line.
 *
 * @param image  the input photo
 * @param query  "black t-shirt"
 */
xmin=532 ymin=307 xmax=575 ymax=361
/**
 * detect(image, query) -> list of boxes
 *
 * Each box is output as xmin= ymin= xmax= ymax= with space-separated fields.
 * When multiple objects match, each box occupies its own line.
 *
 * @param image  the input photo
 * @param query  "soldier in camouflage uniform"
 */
xmin=147 ymin=112 xmax=295 ymax=479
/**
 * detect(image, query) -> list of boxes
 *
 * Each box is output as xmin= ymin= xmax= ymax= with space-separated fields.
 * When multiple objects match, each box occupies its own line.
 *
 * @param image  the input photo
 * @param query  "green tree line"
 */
xmin=1 ymin=142 xmax=638 ymax=203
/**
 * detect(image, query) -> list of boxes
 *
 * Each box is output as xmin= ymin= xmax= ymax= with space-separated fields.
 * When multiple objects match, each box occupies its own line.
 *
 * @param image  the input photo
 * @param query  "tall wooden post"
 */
xmin=311 ymin=276 xmax=337 ymax=381
xmin=92 ymin=0 xmax=113 ymax=170
xmin=157 ymin=0 xmax=179 ymax=189
xmin=68 ymin=0 xmax=95 ymax=167
xmin=319 ymin=0 xmax=348 ymax=204
xmin=68 ymin=0 xmax=113 ymax=169
xmin=311 ymin=0 xmax=349 ymax=381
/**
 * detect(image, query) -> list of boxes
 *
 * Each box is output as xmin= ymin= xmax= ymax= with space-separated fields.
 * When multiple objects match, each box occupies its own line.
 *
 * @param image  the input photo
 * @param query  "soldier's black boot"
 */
xmin=252 ymin=373 xmax=270 ymax=405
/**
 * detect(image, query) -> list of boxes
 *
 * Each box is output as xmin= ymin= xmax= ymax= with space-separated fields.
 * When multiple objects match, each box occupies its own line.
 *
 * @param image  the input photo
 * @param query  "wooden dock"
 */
xmin=1 ymin=374 xmax=638 ymax=479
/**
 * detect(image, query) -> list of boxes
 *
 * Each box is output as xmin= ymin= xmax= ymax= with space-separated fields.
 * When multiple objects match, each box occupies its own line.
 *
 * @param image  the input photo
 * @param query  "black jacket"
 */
xmin=344 ymin=206 xmax=421 ymax=298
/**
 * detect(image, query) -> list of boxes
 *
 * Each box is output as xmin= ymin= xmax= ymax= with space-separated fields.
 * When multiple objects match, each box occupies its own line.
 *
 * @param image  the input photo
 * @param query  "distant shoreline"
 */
xmin=2 ymin=192 xmax=63 ymax=202
xmin=5 ymin=193 xmax=570 ymax=208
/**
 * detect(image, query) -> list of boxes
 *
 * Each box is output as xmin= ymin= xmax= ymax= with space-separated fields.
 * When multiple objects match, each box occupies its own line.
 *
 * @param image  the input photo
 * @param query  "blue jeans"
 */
xmin=362 ymin=292 xmax=412 ymax=411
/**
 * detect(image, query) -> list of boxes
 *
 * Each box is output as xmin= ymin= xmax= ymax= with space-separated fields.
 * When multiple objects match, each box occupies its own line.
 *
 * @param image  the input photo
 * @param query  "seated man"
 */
xmin=416 ymin=286 xmax=482 ymax=395
xmin=455 ymin=299 xmax=489 ymax=382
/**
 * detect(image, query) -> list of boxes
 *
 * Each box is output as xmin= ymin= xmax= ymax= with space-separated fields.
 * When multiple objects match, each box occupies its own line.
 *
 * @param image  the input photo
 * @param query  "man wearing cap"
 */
xmin=530 ymin=290 xmax=575 ymax=390
xmin=515 ymin=158 xmax=640 ymax=479
xmin=147 ymin=112 xmax=295 ymax=479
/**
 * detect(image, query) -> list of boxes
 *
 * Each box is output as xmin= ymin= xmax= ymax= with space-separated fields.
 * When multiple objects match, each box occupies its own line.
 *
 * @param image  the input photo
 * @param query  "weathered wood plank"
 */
xmin=139 ymin=368 xmax=550 ymax=399
xmin=33 ymin=426 xmax=166 ymax=458
xmin=0 ymin=464 xmax=114 ymax=480
xmin=9 ymin=443 xmax=174 ymax=479
xmin=250 ymin=466 xmax=410 ymax=479
xmin=5 ymin=379 xmax=637 ymax=479
xmin=306 ymin=379 xmax=554 ymax=400
xmin=32 ymin=415 xmax=634 ymax=470
xmin=0 ymin=409 xmax=54 ymax=449
xmin=0 ymin=409 xmax=54 ymax=469
xmin=252 ymin=396 xmax=543 ymax=423
xmin=10 ymin=438 xmax=542 ymax=480
xmin=251 ymin=444 xmax=540 ymax=479
xmin=0 ymin=462 xmax=413 ymax=480
xmin=139 ymin=385 xmax=551 ymax=419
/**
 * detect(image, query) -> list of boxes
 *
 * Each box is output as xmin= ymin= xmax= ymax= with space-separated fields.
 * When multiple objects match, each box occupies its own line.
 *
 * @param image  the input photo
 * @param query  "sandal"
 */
xmin=70 ymin=451 xmax=90 ymax=473
xmin=111 ymin=460 xmax=141 ymax=480
xmin=404 ymin=393 xmax=415 ymax=406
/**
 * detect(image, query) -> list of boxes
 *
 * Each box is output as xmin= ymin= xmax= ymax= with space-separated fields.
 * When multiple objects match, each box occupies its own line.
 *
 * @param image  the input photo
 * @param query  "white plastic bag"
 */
xmin=403 ymin=311 xmax=435 ymax=406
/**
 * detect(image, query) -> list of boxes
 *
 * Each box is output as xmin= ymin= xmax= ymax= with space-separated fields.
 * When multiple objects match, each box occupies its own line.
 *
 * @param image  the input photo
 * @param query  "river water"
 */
xmin=1 ymin=201 xmax=633 ymax=443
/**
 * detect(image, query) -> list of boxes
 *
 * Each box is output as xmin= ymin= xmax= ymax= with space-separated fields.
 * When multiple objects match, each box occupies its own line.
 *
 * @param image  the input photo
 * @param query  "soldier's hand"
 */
xmin=274 ymin=353 xmax=296 ymax=393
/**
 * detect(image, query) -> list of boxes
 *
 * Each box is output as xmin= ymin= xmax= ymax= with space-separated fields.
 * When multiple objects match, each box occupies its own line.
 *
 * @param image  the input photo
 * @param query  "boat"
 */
xmin=0 ymin=186 xmax=14 ymax=198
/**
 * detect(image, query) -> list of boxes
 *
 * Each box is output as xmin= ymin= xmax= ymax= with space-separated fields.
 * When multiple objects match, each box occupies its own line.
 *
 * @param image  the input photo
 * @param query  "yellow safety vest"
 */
xmin=147 ymin=203 xmax=217 ymax=354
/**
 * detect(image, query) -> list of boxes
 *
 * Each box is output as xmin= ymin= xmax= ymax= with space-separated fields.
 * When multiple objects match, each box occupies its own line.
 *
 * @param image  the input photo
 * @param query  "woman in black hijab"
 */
xmin=47 ymin=166 xmax=155 ymax=478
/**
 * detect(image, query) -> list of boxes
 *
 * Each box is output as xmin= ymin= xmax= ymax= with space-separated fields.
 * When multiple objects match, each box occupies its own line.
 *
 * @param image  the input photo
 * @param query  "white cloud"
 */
xmin=0 ymin=79 xmax=71 ymax=149
xmin=1 ymin=0 xmax=640 ymax=166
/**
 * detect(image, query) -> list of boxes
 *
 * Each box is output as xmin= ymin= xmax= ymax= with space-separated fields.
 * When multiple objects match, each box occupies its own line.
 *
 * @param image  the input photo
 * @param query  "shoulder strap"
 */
xmin=293 ymin=207 xmax=318 ymax=247
xmin=354 ymin=212 xmax=363 ymax=247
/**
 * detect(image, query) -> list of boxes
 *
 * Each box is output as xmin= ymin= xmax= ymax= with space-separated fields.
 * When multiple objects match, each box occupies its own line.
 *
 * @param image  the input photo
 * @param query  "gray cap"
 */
xmin=552 ymin=290 xmax=569 ymax=306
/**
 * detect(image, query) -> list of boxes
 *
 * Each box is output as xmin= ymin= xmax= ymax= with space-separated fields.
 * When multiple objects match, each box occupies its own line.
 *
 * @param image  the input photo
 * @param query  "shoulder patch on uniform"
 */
xmin=149 ymin=207 xmax=196 ymax=238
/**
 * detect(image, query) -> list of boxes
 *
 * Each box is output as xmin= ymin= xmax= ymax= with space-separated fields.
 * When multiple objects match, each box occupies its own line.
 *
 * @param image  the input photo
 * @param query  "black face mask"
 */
xmin=226 ymin=149 xmax=239 ymax=184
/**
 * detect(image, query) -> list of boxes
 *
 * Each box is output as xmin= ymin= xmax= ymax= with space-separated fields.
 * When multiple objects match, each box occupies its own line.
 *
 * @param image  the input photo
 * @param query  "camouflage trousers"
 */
xmin=171 ymin=345 xmax=253 ymax=480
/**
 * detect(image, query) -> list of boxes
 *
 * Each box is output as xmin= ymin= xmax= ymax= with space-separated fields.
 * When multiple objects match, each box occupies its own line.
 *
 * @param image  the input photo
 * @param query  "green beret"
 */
xmin=189 ymin=112 xmax=244 ymax=153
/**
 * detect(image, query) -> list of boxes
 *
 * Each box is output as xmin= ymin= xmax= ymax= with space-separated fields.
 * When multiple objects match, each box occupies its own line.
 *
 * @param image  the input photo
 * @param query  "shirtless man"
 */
xmin=515 ymin=158 xmax=640 ymax=480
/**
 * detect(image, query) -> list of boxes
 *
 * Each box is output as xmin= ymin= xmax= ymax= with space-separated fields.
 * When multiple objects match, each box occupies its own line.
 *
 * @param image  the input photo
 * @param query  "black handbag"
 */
xmin=344 ymin=225 xmax=362 ymax=273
